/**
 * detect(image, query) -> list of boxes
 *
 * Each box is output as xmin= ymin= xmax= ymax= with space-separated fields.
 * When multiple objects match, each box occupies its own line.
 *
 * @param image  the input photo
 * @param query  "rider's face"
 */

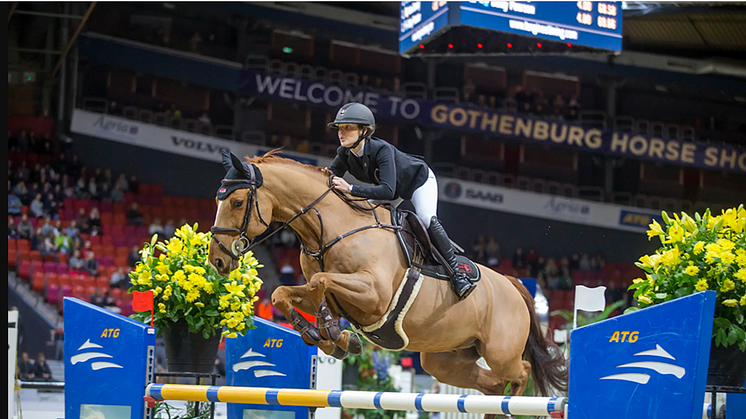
xmin=338 ymin=124 xmax=364 ymax=148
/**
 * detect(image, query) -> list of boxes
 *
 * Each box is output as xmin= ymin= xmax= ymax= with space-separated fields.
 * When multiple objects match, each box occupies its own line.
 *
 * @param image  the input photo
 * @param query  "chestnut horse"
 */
xmin=209 ymin=151 xmax=567 ymax=401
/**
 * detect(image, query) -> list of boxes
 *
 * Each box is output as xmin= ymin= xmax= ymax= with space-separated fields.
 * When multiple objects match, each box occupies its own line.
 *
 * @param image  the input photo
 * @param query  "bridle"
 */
xmin=210 ymin=165 xmax=399 ymax=272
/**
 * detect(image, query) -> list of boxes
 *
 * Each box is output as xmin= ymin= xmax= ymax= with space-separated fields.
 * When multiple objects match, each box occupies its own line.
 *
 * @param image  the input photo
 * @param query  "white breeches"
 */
xmin=373 ymin=169 xmax=438 ymax=229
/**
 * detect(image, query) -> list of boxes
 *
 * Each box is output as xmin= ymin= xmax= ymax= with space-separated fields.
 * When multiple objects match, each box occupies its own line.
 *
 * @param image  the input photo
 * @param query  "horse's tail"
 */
xmin=507 ymin=275 xmax=569 ymax=396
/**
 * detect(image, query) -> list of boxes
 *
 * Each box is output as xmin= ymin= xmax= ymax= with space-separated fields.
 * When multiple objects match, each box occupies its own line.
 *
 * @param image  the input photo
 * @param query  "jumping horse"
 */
xmin=209 ymin=150 xmax=568 ymax=402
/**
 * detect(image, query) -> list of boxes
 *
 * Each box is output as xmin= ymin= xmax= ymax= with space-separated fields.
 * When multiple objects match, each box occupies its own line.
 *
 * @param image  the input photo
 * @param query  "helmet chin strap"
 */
xmin=345 ymin=126 xmax=373 ymax=150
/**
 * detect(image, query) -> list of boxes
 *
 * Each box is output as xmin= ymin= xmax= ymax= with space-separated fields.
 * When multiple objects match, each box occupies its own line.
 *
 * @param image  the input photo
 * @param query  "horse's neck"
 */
xmin=263 ymin=165 xmax=352 ymax=243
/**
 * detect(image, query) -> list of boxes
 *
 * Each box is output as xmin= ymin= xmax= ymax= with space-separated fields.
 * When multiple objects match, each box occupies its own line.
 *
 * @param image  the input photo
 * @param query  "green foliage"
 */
xmin=342 ymin=340 xmax=404 ymax=419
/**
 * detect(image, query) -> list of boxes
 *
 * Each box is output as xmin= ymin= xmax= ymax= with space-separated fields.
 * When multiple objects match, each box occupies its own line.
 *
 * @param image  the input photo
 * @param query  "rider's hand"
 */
xmin=332 ymin=176 xmax=352 ymax=193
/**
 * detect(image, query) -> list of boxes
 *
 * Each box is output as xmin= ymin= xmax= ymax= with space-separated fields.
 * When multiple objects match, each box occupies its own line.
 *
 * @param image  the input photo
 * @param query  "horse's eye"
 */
xmin=232 ymin=200 xmax=244 ymax=209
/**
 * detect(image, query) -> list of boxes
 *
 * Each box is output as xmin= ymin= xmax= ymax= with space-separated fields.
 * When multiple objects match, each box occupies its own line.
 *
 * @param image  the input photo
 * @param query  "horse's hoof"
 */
xmin=331 ymin=345 xmax=348 ymax=360
xmin=347 ymin=333 xmax=363 ymax=355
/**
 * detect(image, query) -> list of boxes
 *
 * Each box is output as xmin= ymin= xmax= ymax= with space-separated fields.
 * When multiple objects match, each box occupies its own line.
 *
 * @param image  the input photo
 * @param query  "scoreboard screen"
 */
xmin=400 ymin=1 xmax=623 ymax=54
xmin=400 ymin=1 xmax=452 ymax=54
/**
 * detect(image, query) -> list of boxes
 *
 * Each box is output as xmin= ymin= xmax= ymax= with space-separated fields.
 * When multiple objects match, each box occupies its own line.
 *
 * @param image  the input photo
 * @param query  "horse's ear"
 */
xmin=221 ymin=149 xmax=233 ymax=173
xmin=230 ymin=152 xmax=250 ymax=177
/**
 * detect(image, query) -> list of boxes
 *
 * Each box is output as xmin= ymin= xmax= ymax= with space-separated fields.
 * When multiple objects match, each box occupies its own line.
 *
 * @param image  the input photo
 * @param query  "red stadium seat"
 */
xmin=32 ymin=272 xmax=46 ymax=293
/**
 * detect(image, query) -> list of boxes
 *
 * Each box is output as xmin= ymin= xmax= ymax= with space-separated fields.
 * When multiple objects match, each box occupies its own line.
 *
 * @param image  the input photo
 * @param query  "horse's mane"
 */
xmin=245 ymin=148 xmax=332 ymax=180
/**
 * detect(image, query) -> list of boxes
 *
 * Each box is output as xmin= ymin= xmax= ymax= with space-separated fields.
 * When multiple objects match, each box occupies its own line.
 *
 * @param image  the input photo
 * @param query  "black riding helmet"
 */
xmin=327 ymin=103 xmax=376 ymax=149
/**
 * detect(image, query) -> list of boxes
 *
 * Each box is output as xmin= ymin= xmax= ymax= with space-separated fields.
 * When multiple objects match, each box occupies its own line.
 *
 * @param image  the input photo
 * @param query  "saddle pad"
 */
xmin=351 ymin=268 xmax=423 ymax=351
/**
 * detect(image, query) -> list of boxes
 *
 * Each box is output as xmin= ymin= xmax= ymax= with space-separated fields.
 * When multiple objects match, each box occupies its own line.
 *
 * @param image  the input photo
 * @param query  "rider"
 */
xmin=327 ymin=102 xmax=477 ymax=300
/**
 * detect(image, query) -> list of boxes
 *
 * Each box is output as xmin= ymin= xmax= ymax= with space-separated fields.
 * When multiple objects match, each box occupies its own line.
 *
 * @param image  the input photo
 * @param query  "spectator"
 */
xmin=81 ymin=240 xmax=93 ymax=259
xmin=14 ymin=181 xmax=30 ymax=204
xmin=129 ymin=175 xmax=140 ymax=195
xmin=110 ymin=184 xmax=126 ymax=203
xmin=88 ymin=177 xmax=99 ymax=200
xmin=30 ymin=193 xmax=45 ymax=218
xmin=164 ymin=219 xmax=176 ymax=239
xmin=198 ymin=112 xmax=212 ymax=125
xmin=17 ymin=214 xmax=34 ymax=240
xmin=108 ymin=101 xmax=122 ymax=116
xmin=279 ymin=228 xmax=297 ymax=248
xmin=127 ymin=202 xmax=145 ymax=226
xmin=102 ymin=288 xmax=122 ymax=314
xmin=18 ymin=352 xmax=35 ymax=381
xmin=525 ymin=247 xmax=540 ymax=274
xmin=128 ymin=245 xmax=141 ymax=268
xmin=33 ymin=352 xmax=53 ymax=382
xmin=8 ymin=216 xmax=19 ymax=239
xmin=90 ymin=288 xmax=106 ymax=307
xmin=40 ymin=217 xmax=57 ymax=237
xmin=98 ymin=183 xmax=112 ymax=202
xmin=579 ymin=253 xmax=591 ymax=270
xmin=75 ymin=207 xmax=91 ymax=234
xmin=89 ymin=207 xmax=101 ymax=232
xmin=55 ymin=230 xmax=73 ymax=255
xmin=69 ymin=249 xmax=86 ymax=275
xmin=189 ymin=31 xmax=202 ymax=53
xmin=594 ymin=252 xmax=606 ymax=271
xmin=84 ymin=251 xmax=100 ymax=277
xmin=111 ymin=266 xmax=129 ymax=289
xmin=166 ymin=103 xmax=182 ymax=119
xmin=512 ymin=247 xmax=526 ymax=270
xmin=471 ymin=235 xmax=486 ymax=264
xmin=8 ymin=190 xmax=23 ymax=215
xmin=149 ymin=217 xmax=165 ymax=237
xmin=279 ymin=260 xmax=296 ymax=286
xmin=156 ymin=26 xmax=170 ymax=47
xmin=569 ymin=253 xmax=580 ymax=272
xmin=43 ymin=192 xmax=60 ymax=218
xmin=114 ymin=173 xmax=129 ymax=192
xmin=485 ymin=237 xmax=500 ymax=268
xmin=65 ymin=220 xmax=79 ymax=239
xmin=17 ymin=131 xmax=29 ymax=152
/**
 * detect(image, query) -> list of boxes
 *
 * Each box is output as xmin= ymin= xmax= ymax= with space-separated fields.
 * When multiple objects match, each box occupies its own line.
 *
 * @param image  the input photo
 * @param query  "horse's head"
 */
xmin=209 ymin=150 xmax=273 ymax=275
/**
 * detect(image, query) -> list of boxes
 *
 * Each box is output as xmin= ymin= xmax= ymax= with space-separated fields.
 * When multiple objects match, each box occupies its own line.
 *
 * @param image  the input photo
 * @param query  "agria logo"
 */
xmin=232 ymin=348 xmax=286 ymax=378
xmin=599 ymin=344 xmax=685 ymax=384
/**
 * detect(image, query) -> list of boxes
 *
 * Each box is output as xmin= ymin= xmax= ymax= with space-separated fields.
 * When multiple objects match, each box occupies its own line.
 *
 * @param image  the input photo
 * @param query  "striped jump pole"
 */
xmin=145 ymin=384 xmax=567 ymax=416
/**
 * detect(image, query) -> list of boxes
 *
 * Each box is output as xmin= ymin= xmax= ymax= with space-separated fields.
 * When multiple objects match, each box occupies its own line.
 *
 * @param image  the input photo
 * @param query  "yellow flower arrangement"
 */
xmin=129 ymin=223 xmax=263 ymax=339
xmin=630 ymin=206 xmax=746 ymax=351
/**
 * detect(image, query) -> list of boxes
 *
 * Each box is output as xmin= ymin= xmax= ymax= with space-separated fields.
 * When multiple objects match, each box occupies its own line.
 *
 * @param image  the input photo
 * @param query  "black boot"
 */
xmin=427 ymin=216 xmax=477 ymax=300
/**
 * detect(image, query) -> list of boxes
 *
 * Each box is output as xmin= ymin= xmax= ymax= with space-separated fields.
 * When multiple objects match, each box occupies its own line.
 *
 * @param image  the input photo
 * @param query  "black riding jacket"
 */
xmin=329 ymin=137 xmax=429 ymax=201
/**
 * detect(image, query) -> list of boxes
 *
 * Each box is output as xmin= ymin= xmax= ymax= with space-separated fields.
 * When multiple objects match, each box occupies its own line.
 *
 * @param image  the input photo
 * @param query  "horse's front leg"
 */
xmin=271 ymin=285 xmax=335 ymax=354
xmin=306 ymin=271 xmax=390 ymax=344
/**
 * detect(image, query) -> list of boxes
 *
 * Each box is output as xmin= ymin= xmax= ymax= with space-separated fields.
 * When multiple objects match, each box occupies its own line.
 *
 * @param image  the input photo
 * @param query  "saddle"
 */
xmin=389 ymin=206 xmax=481 ymax=284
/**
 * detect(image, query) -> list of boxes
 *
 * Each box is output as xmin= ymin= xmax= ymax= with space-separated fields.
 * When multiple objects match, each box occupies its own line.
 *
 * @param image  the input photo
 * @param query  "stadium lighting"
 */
xmin=567 ymin=43 xmax=572 ymax=47
xmin=477 ymin=43 xmax=483 ymax=49
xmin=419 ymin=44 xmax=424 ymax=49
xmin=282 ymin=47 xmax=293 ymax=54
xmin=448 ymin=44 xmax=454 ymax=49
xmin=537 ymin=42 xmax=542 ymax=48
xmin=507 ymin=43 xmax=512 ymax=48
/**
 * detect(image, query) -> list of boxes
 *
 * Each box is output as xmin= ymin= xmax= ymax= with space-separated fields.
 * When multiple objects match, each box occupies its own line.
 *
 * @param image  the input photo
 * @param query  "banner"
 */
xmin=240 ymin=69 xmax=746 ymax=175
xmin=70 ymin=109 xmax=323 ymax=167
xmin=71 ymin=109 xmax=659 ymax=233
xmin=438 ymin=177 xmax=661 ymax=233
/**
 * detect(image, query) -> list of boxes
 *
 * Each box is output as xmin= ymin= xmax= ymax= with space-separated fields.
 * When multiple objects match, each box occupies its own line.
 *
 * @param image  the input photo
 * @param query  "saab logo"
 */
xmin=619 ymin=211 xmax=661 ymax=228
xmin=599 ymin=344 xmax=685 ymax=384
xmin=232 ymin=347 xmax=286 ymax=378
xmin=70 ymin=339 xmax=124 ymax=371
xmin=544 ymin=197 xmax=589 ymax=216
xmin=458 ymin=262 xmax=472 ymax=273
xmin=444 ymin=182 xmax=462 ymax=199
xmin=465 ymin=188 xmax=503 ymax=203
